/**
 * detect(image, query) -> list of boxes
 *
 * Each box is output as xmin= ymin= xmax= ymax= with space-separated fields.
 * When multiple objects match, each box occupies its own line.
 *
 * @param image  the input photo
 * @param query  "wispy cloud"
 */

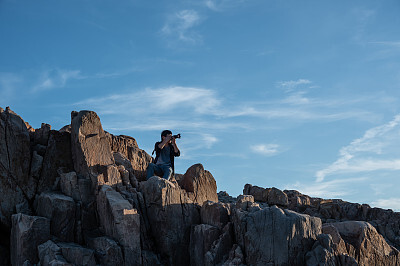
xmin=250 ymin=143 xmax=280 ymax=156
xmin=32 ymin=69 xmax=82 ymax=93
xmin=371 ymin=198 xmax=400 ymax=211
xmin=204 ymin=0 xmax=247 ymax=11
xmin=316 ymin=114 xmax=400 ymax=182
xmin=276 ymin=79 xmax=311 ymax=92
xmin=161 ymin=10 xmax=202 ymax=44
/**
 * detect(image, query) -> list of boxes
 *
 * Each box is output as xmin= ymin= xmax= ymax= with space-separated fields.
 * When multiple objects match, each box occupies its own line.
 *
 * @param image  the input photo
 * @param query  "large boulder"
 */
xmin=97 ymin=185 xmax=141 ymax=266
xmin=70 ymin=111 xmax=121 ymax=187
xmin=201 ymin=201 xmax=230 ymax=230
xmin=107 ymin=134 xmax=152 ymax=182
xmin=36 ymin=191 xmax=76 ymax=242
xmin=86 ymin=235 xmax=124 ymax=266
xmin=10 ymin=213 xmax=50 ymax=265
xmin=57 ymin=242 xmax=96 ymax=266
xmin=37 ymin=240 xmax=70 ymax=266
xmin=233 ymin=196 xmax=321 ymax=266
xmin=140 ymin=176 xmax=201 ymax=266
xmin=180 ymin=164 xmax=218 ymax=205
xmin=0 ymin=107 xmax=33 ymax=226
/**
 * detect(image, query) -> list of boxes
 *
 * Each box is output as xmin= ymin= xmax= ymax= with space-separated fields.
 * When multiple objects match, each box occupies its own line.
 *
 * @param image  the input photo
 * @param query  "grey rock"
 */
xmin=205 ymin=223 xmax=235 ymax=266
xmin=57 ymin=242 xmax=96 ymax=266
xmin=0 ymin=107 xmax=33 ymax=226
xmin=86 ymin=235 xmax=124 ymax=266
xmin=140 ymin=176 xmax=200 ymax=266
xmin=97 ymin=185 xmax=141 ymax=266
xmin=33 ymin=123 xmax=51 ymax=146
xmin=201 ymin=200 xmax=230 ymax=230
xmin=233 ymin=205 xmax=321 ymax=265
xmin=30 ymin=151 xmax=43 ymax=180
xmin=36 ymin=192 xmax=76 ymax=242
xmin=190 ymin=224 xmax=221 ymax=266
xmin=59 ymin=171 xmax=81 ymax=201
xmin=38 ymin=130 xmax=74 ymax=195
xmin=222 ymin=244 xmax=245 ymax=266
xmin=37 ymin=240 xmax=71 ymax=266
xmin=10 ymin=213 xmax=50 ymax=265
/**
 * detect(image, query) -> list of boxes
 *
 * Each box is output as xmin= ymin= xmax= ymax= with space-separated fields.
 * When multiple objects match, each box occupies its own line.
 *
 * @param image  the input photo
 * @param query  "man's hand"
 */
xmin=171 ymin=136 xmax=176 ymax=145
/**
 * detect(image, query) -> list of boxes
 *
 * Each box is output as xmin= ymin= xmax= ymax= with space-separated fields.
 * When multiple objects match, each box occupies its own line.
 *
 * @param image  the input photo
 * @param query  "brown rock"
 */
xmin=70 ymin=110 xmax=117 ymax=187
xmin=244 ymin=184 xmax=288 ymax=207
xmin=108 ymin=134 xmax=152 ymax=182
xmin=180 ymin=164 xmax=218 ymax=205
xmin=201 ymin=201 xmax=230 ymax=230
xmin=10 ymin=213 xmax=50 ymax=265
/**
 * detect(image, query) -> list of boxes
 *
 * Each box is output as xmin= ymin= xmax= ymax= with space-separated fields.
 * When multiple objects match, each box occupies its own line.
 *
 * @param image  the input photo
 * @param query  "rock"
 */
xmin=38 ymin=130 xmax=74 ymax=195
xmin=218 ymin=191 xmax=237 ymax=204
xmin=117 ymin=164 xmax=131 ymax=187
xmin=0 ymin=107 xmax=33 ymax=226
xmin=326 ymin=221 xmax=400 ymax=265
xmin=235 ymin=195 xmax=256 ymax=210
xmin=37 ymin=240 xmax=70 ymax=266
xmin=222 ymin=244 xmax=245 ymax=266
xmin=59 ymin=171 xmax=81 ymax=201
xmin=180 ymin=164 xmax=218 ymax=205
xmin=244 ymin=184 xmax=288 ymax=207
xmin=140 ymin=176 xmax=201 ymax=266
xmin=36 ymin=192 xmax=76 ymax=242
xmin=15 ymin=200 xmax=33 ymax=215
xmin=107 ymin=134 xmax=152 ymax=182
xmin=190 ymin=224 xmax=221 ymax=266
xmin=141 ymin=250 xmax=163 ymax=266
xmin=30 ymin=151 xmax=43 ymax=180
xmin=57 ymin=242 xmax=96 ymax=266
xmin=33 ymin=123 xmax=51 ymax=146
xmin=97 ymin=185 xmax=141 ymax=266
xmin=201 ymin=201 xmax=230 ymax=230
xmin=113 ymin=152 xmax=139 ymax=187
xmin=70 ymin=110 xmax=117 ymax=187
xmin=59 ymin=124 xmax=71 ymax=133
xmin=0 ymin=245 xmax=10 ymax=266
xmin=86 ymin=235 xmax=124 ymax=266
xmin=233 ymin=205 xmax=321 ymax=265
xmin=205 ymin=223 xmax=235 ymax=266
xmin=10 ymin=213 xmax=50 ymax=265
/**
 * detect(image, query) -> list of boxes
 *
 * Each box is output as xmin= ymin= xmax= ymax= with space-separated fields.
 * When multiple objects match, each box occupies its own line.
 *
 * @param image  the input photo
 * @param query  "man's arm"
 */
xmin=158 ymin=135 xmax=172 ymax=149
xmin=171 ymin=137 xmax=180 ymax=156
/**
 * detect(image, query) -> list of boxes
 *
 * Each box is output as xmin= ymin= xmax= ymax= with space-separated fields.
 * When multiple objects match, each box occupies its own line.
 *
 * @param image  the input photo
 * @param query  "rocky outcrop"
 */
xmin=3 ymin=108 xmax=400 ymax=266
xmin=243 ymin=183 xmax=288 ymax=207
xmin=233 ymin=195 xmax=322 ymax=265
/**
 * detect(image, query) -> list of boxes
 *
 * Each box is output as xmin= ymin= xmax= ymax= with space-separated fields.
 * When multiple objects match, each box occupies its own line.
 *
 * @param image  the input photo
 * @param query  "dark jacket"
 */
xmin=153 ymin=141 xmax=180 ymax=174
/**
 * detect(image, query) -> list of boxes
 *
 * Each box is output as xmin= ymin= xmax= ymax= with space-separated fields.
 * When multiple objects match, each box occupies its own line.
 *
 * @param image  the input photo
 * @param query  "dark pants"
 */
xmin=146 ymin=163 xmax=173 ymax=180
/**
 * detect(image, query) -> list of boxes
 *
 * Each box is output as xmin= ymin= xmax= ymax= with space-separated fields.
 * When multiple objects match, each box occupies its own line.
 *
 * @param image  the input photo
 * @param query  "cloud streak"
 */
xmin=251 ymin=144 xmax=280 ymax=156
xmin=316 ymin=114 xmax=400 ymax=182
xmin=32 ymin=69 xmax=82 ymax=93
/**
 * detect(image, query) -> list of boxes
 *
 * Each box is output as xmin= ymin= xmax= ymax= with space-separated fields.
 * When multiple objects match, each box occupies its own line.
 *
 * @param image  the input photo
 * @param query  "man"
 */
xmin=146 ymin=130 xmax=180 ymax=180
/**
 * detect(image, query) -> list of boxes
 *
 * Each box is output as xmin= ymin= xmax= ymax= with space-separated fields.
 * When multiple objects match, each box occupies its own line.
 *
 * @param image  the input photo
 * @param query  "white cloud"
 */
xmin=204 ymin=0 xmax=247 ymax=11
xmin=32 ymin=69 xmax=82 ymax=92
xmin=202 ymin=134 xmax=218 ymax=148
xmin=316 ymin=114 xmax=400 ymax=182
xmin=161 ymin=10 xmax=202 ymax=43
xmin=251 ymin=144 xmax=279 ymax=156
xmin=371 ymin=198 xmax=400 ymax=211
xmin=276 ymin=79 xmax=311 ymax=92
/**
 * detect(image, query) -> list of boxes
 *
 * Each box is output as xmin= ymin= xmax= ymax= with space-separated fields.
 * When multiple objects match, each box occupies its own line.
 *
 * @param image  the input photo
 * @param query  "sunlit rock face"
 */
xmin=1 ymin=107 xmax=400 ymax=266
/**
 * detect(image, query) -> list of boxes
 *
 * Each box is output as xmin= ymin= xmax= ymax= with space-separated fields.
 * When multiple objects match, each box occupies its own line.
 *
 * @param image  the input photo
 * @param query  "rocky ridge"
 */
xmin=0 ymin=107 xmax=400 ymax=265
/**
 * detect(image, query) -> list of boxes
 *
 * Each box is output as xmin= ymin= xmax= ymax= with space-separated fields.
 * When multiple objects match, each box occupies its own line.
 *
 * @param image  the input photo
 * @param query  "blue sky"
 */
xmin=1 ymin=0 xmax=400 ymax=210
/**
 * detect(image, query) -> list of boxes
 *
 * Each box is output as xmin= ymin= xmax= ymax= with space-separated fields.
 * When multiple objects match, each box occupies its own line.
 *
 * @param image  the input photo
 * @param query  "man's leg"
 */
xmin=160 ymin=165 xmax=173 ymax=180
xmin=146 ymin=163 xmax=157 ymax=180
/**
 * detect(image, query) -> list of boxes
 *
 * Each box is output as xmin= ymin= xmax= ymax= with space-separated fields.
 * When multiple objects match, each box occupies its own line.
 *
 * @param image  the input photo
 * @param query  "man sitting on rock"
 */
xmin=146 ymin=130 xmax=180 ymax=180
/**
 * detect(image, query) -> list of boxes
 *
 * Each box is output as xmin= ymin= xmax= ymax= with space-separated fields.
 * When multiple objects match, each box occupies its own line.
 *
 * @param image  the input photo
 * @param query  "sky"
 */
xmin=1 ymin=0 xmax=400 ymax=210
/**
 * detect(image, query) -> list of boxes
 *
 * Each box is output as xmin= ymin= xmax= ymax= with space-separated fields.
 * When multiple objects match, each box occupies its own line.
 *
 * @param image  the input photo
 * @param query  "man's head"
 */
xmin=161 ymin=130 xmax=172 ymax=140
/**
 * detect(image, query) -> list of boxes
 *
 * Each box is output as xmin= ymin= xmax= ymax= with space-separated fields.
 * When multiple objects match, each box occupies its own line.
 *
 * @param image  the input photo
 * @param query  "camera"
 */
xmin=172 ymin=134 xmax=181 ymax=139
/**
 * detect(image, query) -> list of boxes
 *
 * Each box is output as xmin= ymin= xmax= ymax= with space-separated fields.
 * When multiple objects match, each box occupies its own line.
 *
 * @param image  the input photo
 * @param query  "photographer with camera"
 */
xmin=146 ymin=130 xmax=180 ymax=180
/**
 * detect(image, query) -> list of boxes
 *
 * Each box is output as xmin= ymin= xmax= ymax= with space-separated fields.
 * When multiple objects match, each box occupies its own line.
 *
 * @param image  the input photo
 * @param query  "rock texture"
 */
xmin=2 ymin=107 xmax=400 ymax=266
